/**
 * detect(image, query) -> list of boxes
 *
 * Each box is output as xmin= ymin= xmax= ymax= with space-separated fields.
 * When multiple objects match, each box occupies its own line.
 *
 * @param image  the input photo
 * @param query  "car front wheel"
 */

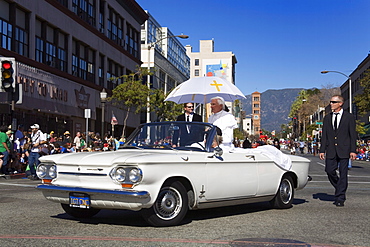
xmin=141 ymin=181 xmax=188 ymax=227
xmin=270 ymin=176 xmax=294 ymax=209
xmin=61 ymin=204 xmax=100 ymax=218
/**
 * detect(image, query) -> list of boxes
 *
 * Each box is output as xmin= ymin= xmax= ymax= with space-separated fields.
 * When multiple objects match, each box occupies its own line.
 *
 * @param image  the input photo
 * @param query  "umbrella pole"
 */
xmin=204 ymin=95 xmax=208 ymax=122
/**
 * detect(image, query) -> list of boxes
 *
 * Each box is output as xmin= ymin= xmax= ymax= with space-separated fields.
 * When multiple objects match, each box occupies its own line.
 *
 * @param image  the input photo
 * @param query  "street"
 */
xmin=0 ymin=153 xmax=369 ymax=247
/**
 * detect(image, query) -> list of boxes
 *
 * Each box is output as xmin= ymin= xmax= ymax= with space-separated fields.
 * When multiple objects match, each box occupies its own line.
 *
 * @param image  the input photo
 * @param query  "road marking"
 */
xmin=0 ymin=234 xmax=362 ymax=247
xmin=309 ymin=174 xmax=370 ymax=178
xmin=309 ymin=181 xmax=370 ymax=184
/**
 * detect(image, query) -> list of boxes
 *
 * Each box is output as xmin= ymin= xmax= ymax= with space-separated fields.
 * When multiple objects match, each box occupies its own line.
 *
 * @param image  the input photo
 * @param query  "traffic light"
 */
xmin=0 ymin=57 xmax=16 ymax=93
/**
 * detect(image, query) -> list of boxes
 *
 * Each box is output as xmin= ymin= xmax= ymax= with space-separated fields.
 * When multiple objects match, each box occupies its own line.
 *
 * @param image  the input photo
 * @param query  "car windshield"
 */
xmin=123 ymin=122 xmax=216 ymax=152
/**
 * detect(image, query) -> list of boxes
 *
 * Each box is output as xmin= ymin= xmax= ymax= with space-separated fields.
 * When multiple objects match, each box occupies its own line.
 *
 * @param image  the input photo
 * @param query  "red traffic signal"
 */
xmin=2 ymin=61 xmax=11 ymax=70
xmin=0 ymin=58 xmax=16 ymax=93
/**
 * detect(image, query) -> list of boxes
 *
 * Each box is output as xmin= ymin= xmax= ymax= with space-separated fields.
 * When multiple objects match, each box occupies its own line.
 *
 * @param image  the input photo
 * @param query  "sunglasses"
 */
xmin=330 ymin=101 xmax=341 ymax=104
xmin=186 ymin=106 xmax=194 ymax=108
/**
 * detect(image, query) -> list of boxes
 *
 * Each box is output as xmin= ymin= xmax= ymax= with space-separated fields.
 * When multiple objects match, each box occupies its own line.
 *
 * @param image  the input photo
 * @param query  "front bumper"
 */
xmin=37 ymin=184 xmax=151 ymax=211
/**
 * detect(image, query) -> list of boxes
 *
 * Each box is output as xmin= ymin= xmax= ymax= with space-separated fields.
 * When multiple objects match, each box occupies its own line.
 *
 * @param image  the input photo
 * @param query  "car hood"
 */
xmin=38 ymin=149 xmax=202 ymax=166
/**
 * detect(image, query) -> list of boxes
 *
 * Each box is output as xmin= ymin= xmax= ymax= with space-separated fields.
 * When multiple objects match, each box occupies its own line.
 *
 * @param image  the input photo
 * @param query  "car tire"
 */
xmin=61 ymin=203 xmax=100 ymax=218
xmin=270 ymin=176 xmax=294 ymax=209
xmin=141 ymin=181 xmax=188 ymax=227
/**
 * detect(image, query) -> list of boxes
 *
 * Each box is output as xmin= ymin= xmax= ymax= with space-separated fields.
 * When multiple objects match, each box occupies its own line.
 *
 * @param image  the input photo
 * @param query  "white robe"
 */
xmin=208 ymin=110 xmax=238 ymax=149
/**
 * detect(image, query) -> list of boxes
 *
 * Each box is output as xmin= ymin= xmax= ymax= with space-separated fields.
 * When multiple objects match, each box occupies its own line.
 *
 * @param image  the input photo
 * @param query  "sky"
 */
xmin=136 ymin=0 xmax=370 ymax=96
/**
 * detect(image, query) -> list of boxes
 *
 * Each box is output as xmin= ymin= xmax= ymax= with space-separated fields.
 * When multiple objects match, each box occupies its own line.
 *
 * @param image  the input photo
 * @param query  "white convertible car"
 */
xmin=36 ymin=122 xmax=310 ymax=226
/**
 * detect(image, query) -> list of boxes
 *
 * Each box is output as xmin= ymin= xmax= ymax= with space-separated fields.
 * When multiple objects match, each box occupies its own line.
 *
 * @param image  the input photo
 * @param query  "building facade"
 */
xmin=341 ymin=54 xmax=370 ymax=140
xmin=185 ymin=40 xmax=237 ymax=118
xmin=0 ymin=0 xmax=147 ymax=138
xmin=251 ymin=91 xmax=261 ymax=133
xmin=140 ymin=11 xmax=190 ymax=122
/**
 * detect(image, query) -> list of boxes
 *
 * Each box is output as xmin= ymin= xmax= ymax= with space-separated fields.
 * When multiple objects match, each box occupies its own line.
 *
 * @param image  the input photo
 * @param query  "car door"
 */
xmin=204 ymin=152 xmax=259 ymax=201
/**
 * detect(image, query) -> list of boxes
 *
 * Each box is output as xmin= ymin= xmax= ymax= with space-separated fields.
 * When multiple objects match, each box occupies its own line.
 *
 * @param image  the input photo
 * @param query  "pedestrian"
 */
xmin=28 ymin=124 xmax=47 ymax=180
xmin=63 ymin=131 xmax=72 ymax=146
xmin=319 ymin=95 xmax=357 ymax=207
xmin=0 ymin=125 xmax=11 ymax=175
xmin=73 ymin=132 xmax=81 ymax=152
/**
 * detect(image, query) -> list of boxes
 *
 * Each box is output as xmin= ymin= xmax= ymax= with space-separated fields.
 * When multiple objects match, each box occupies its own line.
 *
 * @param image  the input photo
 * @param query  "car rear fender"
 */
xmin=283 ymin=172 xmax=298 ymax=188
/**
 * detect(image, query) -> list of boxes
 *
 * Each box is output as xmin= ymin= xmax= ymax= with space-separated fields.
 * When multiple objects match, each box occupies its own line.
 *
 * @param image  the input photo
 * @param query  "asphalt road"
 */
xmin=0 ymin=152 xmax=369 ymax=247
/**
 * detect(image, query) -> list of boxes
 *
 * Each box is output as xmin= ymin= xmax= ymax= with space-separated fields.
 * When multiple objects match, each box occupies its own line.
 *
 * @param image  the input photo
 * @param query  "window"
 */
xmin=194 ymin=69 xmax=199 ymax=76
xmin=72 ymin=0 xmax=96 ymax=26
xmin=0 ymin=3 xmax=29 ymax=56
xmin=254 ymin=110 xmax=260 ymax=114
xmin=253 ymin=103 xmax=259 ymax=108
xmin=125 ymin=24 xmax=139 ymax=58
xmin=98 ymin=54 xmax=104 ymax=87
xmin=195 ymin=59 xmax=199 ymax=66
xmin=106 ymin=59 xmax=123 ymax=90
xmin=253 ymin=97 xmax=260 ymax=101
xmin=72 ymin=39 xmax=96 ymax=82
xmin=107 ymin=7 xmax=124 ymax=46
xmin=35 ymin=19 xmax=67 ymax=72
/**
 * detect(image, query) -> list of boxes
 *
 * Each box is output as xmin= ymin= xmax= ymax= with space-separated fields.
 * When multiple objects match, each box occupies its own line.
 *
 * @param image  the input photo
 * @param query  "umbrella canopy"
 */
xmin=164 ymin=76 xmax=246 ymax=104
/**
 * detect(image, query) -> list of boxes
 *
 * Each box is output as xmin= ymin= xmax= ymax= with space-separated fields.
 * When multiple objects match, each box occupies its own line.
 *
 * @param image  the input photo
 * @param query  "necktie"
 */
xmin=187 ymin=115 xmax=190 ymax=122
xmin=334 ymin=113 xmax=339 ymax=130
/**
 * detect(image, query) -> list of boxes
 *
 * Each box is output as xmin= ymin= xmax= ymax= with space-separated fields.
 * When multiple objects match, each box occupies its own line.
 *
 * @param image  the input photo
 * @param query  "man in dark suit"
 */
xmin=173 ymin=103 xmax=202 ymax=147
xmin=176 ymin=103 xmax=202 ymax=122
xmin=319 ymin=95 xmax=357 ymax=207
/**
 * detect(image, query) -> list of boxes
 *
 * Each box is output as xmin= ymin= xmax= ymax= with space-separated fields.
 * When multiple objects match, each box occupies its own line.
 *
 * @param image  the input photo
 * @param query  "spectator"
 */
xmin=73 ymin=132 xmax=81 ymax=151
xmin=63 ymin=131 xmax=72 ymax=145
xmin=0 ymin=125 xmax=11 ymax=175
xmin=28 ymin=124 xmax=47 ymax=180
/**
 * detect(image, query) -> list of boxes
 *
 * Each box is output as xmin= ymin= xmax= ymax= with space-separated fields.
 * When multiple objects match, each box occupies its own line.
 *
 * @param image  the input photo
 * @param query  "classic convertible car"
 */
xmin=36 ymin=122 xmax=310 ymax=226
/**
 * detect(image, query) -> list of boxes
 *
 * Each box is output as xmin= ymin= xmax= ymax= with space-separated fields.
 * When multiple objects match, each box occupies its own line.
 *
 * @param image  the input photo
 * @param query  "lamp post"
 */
xmin=146 ymin=34 xmax=189 ymax=123
xmin=100 ymin=88 xmax=107 ymax=137
xmin=321 ymin=70 xmax=352 ymax=113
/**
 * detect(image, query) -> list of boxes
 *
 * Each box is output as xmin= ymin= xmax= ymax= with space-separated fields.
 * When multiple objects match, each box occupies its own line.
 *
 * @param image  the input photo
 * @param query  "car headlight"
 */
xmin=36 ymin=163 xmax=57 ymax=179
xmin=110 ymin=167 xmax=126 ymax=183
xmin=110 ymin=166 xmax=142 ymax=185
xmin=36 ymin=165 xmax=47 ymax=178
xmin=49 ymin=165 xmax=57 ymax=179
xmin=129 ymin=168 xmax=142 ymax=183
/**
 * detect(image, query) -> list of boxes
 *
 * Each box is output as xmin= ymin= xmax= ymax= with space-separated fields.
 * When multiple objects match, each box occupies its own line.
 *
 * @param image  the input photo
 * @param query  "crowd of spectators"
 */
xmin=0 ymin=123 xmax=124 ymax=178
xmin=233 ymin=136 xmax=370 ymax=162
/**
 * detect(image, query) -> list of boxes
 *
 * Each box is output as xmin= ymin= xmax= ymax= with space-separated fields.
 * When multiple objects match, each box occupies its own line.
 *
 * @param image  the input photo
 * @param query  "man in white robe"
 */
xmin=208 ymin=96 xmax=238 ymax=151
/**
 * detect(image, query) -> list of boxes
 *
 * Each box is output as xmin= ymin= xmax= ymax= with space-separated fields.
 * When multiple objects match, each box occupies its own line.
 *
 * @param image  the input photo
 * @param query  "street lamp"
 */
xmin=100 ymin=88 xmax=107 ymax=137
xmin=321 ymin=70 xmax=352 ymax=113
xmin=146 ymin=34 xmax=189 ymax=123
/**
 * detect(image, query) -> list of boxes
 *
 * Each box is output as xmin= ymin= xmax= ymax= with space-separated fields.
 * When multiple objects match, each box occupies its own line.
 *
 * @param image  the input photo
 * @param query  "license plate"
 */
xmin=69 ymin=193 xmax=90 ymax=209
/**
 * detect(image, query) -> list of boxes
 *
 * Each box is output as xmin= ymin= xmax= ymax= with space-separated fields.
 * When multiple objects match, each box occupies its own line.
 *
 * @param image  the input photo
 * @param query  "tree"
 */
xmin=108 ymin=69 xmax=149 ymax=139
xmin=149 ymin=89 xmax=183 ymax=121
xmin=354 ymin=68 xmax=370 ymax=116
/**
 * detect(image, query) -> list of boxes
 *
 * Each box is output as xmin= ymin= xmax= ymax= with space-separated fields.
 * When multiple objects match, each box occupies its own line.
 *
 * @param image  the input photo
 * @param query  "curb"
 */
xmin=0 ymin=173 xmax=27 ymax=180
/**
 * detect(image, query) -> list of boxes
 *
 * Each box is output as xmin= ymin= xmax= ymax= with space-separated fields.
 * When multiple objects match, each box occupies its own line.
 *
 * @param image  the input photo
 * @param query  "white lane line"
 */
xmin=310 ymin=174 xmax=370 ymax=178
xmin=317 ymin=162 xmax=325 ymax=167
xmin=309 ymin=181 xmax=370 ymax=184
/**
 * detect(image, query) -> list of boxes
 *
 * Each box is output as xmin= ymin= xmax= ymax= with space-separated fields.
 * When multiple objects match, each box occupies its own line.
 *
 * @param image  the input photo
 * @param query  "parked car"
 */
xmin=36 ymin=121 xmax=310 ymax=226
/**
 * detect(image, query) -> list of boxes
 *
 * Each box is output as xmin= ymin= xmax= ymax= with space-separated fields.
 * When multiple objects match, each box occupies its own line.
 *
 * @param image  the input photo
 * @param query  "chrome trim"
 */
xmin=36 ymin=184 xmax=150 ymax=199
xmin=59 ymin=172 xmax=107 ymax=176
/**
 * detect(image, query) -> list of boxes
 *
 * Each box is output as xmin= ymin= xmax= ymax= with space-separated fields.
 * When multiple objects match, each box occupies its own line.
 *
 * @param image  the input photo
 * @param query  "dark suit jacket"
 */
xmin=319 ymin=111 xmax=357 ymax=159
xmin=176 ymin=113 xmax=202 ymax=122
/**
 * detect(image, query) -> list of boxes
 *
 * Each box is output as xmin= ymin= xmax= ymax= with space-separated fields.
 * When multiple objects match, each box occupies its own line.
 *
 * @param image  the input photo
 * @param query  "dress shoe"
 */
xmin=334 ymin=201 xmax=344 ymax=207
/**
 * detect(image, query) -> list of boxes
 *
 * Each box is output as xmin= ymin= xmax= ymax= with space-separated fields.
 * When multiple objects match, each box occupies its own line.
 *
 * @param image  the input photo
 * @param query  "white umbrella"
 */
xmin=164 ymin=76 xmax=246 ymax=104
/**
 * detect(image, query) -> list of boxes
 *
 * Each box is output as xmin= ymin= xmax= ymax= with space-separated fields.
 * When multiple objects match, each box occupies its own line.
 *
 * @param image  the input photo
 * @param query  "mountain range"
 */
xmin=241 ymin=88 xmax=304 ymax=132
